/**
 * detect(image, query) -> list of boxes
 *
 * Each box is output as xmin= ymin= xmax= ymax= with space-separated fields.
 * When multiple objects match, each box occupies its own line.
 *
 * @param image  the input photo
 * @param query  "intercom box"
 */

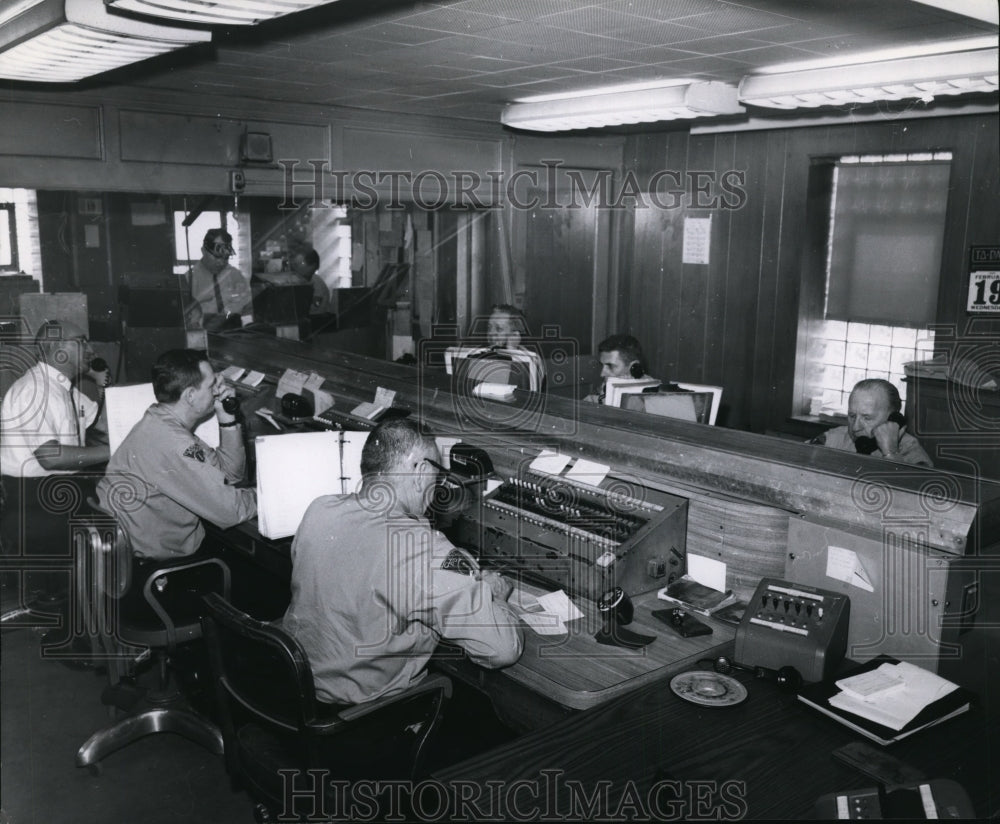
xmin=734 ymin=577 xmax=849 ymax=683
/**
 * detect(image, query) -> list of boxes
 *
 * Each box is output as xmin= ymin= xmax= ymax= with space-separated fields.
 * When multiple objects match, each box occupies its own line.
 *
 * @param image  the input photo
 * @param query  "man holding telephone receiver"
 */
xmin=810 ymin=379 xmax=933 ymax=467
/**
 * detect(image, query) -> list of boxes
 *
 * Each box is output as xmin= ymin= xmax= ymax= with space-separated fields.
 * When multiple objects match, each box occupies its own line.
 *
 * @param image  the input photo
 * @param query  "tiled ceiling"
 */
xmin=110 ymin=0 xmax=998 ymax=124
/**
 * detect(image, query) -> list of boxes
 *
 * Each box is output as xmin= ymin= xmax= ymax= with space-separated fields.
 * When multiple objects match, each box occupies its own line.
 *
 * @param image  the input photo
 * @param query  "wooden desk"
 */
xmin=203 ymin=520 xmax=733 ymax=731
xmin=435 ymin=588 xmax=734 ymax=731
xmin=433 ymin=666 xmax=999 ymax=820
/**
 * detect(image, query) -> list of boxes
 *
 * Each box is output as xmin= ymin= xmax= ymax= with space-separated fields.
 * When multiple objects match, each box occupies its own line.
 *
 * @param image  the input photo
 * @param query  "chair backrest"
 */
xmin=672 ymin=382 xmax=723 ymax=425
xmin=200 ymin=592 xmax=453 ymax=790
xmin=201 ymin=591 xmax=318 ymax=735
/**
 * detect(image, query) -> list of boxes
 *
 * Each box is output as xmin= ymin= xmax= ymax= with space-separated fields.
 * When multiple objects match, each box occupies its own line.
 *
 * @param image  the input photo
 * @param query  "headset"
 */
xmin=713 ymin=655 xmax=803 ymax=691
xmin=628 ymin=360 xmax=644 ymax=379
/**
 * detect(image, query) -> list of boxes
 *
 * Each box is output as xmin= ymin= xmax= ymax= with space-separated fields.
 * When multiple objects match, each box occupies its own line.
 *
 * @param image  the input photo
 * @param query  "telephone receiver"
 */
xmin=854 ymin=411 xmax=907 ymax=455
xmin=222 ymin=395 xmax=241 ymax=415
xmin=88 ymin=357 xmax=111 ymax=387
xmin=714 ymin=655 xmax=803 ymax=691
xmin=629 ymin=360 xmax=644 ymax=379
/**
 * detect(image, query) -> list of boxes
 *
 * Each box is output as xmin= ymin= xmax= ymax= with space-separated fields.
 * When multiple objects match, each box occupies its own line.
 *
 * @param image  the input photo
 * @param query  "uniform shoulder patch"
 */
xmin=183 ymin=444 xmax=206 ymax=462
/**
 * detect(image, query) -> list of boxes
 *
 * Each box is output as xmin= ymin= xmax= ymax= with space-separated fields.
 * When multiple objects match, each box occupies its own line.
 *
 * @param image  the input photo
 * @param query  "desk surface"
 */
xmin=436 ymin=587 xmax=733 ymax=715
xmin=205 ymin=520 xmax=732 ymax=724
xmin=433 ymin=665 xmax=999 ymax=820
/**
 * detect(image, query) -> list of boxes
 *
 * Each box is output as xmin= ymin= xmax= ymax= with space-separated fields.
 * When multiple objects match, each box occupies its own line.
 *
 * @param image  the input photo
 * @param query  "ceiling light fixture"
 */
xmin=739 ymin=48 xmax=998 ymax=110
xmin=501 ymin=81 xmax=745 ymax=132
xmin=105 ymin=0 xmax=341 ymax=26
xmin=0 ymin=0 xmax=210 ymax=83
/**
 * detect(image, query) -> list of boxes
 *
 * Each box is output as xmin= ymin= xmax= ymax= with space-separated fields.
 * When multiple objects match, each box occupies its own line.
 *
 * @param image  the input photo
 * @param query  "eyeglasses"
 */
xmin=424 ymin=458 xmax=448 ymax=475
xmin=207 ymin=244 xmax=233 ymax=258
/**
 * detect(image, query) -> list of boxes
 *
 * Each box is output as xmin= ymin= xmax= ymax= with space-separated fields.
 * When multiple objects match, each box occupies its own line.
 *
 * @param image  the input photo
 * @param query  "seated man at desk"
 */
xmin=459 ymin=304 xmax=545 ymax=392
xmin=810 ymin=378 xmax=933 ymax=467
xmin=583 ymin=334 xmax=658 ymax=404
xmin=1 ymin=320 xmax=110 ymax=602
xmin=282 ymin=417 xmax=523 ymax=706
xmin=97 ymin=348 xmax=258 ymax=562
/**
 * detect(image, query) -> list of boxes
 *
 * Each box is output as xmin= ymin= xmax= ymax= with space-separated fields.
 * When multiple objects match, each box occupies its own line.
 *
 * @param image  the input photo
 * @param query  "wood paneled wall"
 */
xmin=617 ymin=114 xmax=1000 ymax=434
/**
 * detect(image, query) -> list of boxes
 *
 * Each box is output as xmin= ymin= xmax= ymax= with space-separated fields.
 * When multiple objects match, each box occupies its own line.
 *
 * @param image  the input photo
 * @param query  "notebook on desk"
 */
xmin=797 ymin=655 xmax=973 ymax=745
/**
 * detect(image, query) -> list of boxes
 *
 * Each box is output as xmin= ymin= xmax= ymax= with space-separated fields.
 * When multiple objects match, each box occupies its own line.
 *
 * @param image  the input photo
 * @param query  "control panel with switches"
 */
xmin=734 ymin=577 xmax=850 ymax=683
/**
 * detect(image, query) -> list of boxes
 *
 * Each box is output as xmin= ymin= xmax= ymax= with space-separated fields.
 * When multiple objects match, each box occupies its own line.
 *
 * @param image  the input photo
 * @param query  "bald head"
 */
xmin=847 ymin=379 xmax=902 ymax=442
xmin=35 ymin=320 xmax=93 ymax=378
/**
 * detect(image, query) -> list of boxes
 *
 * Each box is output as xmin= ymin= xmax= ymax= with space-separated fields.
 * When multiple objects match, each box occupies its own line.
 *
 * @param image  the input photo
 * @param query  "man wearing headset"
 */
xmin=583 ymin=334 xmax=657 ymax=404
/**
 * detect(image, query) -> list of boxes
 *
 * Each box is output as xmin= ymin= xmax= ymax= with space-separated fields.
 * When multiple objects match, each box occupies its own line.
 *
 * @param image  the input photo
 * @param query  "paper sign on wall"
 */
xmin=682 ymin=216 xmax=712 ymax=264
xmin=826 ymin=545 xmax=874 ymax=592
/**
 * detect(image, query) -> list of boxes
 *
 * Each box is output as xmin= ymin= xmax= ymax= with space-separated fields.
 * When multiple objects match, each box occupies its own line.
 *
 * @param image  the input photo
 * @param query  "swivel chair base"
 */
xmin=76 ymin=708 xmax=223 ymax=769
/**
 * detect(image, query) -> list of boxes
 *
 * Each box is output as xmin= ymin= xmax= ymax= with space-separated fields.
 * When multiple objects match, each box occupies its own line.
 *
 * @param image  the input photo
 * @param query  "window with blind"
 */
xmin=797 ymin=153 xmax=951 ymax=417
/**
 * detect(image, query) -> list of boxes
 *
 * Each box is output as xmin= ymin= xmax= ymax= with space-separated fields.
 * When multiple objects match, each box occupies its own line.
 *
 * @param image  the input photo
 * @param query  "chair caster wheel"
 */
xmin=253 ymin=802 xmax=274 ymax=823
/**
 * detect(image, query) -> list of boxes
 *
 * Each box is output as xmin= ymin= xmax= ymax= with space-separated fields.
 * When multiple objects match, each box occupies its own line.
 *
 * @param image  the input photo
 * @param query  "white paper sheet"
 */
xmin=520 ymin=612 xmax=567 ymax=636
xmin=255 ymin=431 xmax=342 ymax=540
xmin=686 ymin=554 xmax=727 ymax=592
xmin=826 ymin=546 xmax=875 ymax=592
xmin=276 ymin=368 xmax=309 ymax=398
xmin=565 ymin=458 xmax=610 ymax=487
xmin=529 ymin=450 xmax=571 ymax=475
xmin=106 ymin=383 xmax=218 ymax=455
xmin=536 ymin=589 xmax=584 ymax=623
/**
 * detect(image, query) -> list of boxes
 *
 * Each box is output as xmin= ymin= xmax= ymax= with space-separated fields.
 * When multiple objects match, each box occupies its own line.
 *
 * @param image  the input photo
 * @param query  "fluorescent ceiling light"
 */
xmin=908 ymin=0 xmax=999 ymax=25
xmin=740 ymin=48 xmax=999 ymax=110
xmin=0 ymin=0 xmax=210 ymax=82
xmin=105 ymin=0 xmax=341 ymax=26
xmin=755 ymin=36 xmax=998 ymax=75
xmin=513 ymin=78 xmax=694 ymax=104
xmin=502 ymin=81 xmax=744 ymax=132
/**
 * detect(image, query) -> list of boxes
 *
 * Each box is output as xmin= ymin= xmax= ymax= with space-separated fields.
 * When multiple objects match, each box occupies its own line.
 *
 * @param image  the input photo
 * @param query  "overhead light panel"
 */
xmin=105 ymin=0 xmax=341 ymax=26
xmin=501 ymin=81 xmax=745 ymax=132
xmin=740 ymin=48 xmax=998 ymax=110
xmin=0 ymin=0 xmax=210 ymax=82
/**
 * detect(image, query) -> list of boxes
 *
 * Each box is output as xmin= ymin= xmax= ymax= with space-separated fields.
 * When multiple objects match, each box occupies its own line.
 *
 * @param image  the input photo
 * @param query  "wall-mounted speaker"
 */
xmin=240 ymin=131 xmax=273 ymax=164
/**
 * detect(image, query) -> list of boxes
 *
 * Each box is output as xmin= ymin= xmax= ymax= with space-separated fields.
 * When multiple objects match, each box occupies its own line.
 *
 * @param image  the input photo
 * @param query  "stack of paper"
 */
xmin=508 ymin=587 xmax=583 ymax=636
xmin=829 ymin=661 xmax=957 ymax=731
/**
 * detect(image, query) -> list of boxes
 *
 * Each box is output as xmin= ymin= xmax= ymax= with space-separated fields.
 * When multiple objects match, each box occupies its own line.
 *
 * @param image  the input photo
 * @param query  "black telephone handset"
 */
xmin=855 ymin=411 xmax=907 ymax=455
xmin=222 ymin=395 xmax=240 ymax=415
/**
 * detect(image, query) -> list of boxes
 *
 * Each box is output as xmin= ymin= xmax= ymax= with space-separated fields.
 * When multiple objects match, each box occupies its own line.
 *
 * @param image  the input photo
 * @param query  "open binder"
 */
xmin=255 ymin=429 xmax=369 ymax=539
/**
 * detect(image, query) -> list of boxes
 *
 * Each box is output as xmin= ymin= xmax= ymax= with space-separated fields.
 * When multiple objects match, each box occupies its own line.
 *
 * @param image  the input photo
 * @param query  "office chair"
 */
xmin=72 ymin=515 xmax=229 ymax=773
xmin=200 ymin=592 xmax=453 ymax=822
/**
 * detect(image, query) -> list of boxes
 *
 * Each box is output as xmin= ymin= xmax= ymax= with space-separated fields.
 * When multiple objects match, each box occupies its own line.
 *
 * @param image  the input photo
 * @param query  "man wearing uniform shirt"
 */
xmin=97 ymin=349 xmax=257 ymax=562
xmin=188 ymin=228 xmax=252 ymax=331
xmin=289 ymin=248 xmax=332 ymax=315
xmin=282 ymin=417 xmax=522 ymax=707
